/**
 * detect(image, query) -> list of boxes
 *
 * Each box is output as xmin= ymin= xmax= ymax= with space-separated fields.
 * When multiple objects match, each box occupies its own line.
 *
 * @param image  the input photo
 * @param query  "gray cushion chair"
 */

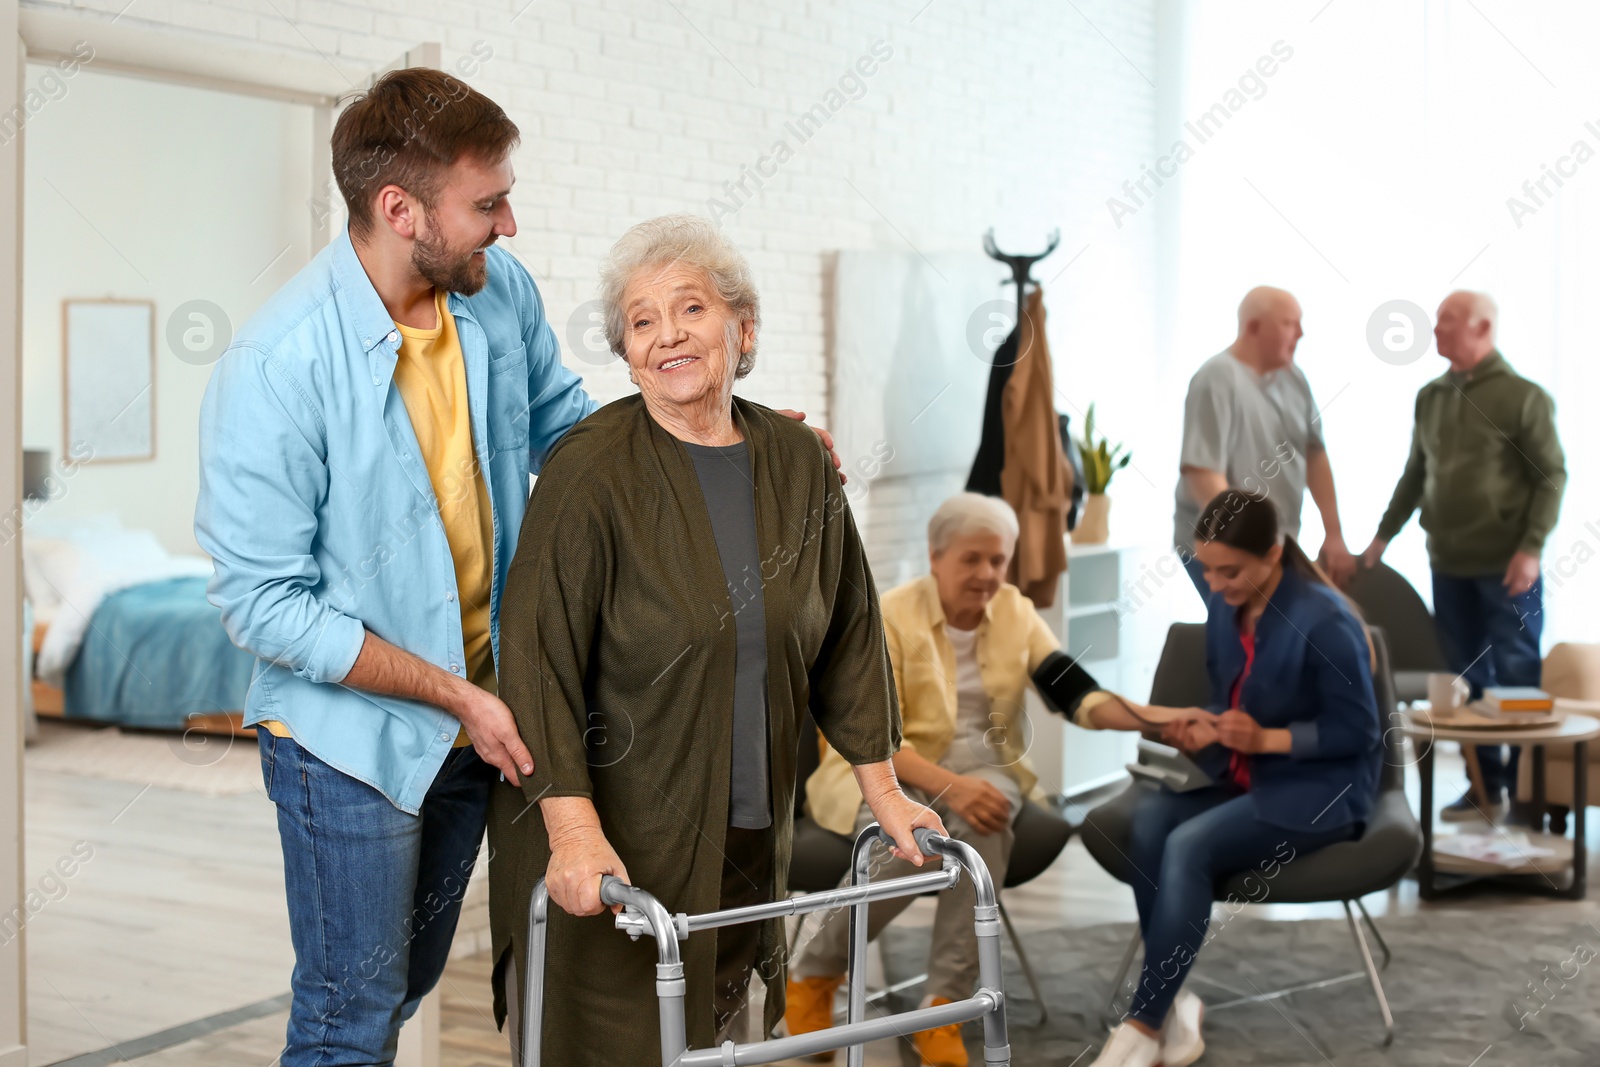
xmin=1345 ymin=561 xmax=1448 ymax=705
xmin=1078 ymin=623 xmax=1423 ymax=1046
xmin=789 ymin=713 xmax=1073 ymax=1023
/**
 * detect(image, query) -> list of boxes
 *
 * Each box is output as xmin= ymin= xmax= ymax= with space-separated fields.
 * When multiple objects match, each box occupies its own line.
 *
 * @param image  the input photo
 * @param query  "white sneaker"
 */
xmin=1160 ymin=990 xmax=1205 ymax=1067
xmin=1087 ymin=1023 xmax=1161 ymax=1067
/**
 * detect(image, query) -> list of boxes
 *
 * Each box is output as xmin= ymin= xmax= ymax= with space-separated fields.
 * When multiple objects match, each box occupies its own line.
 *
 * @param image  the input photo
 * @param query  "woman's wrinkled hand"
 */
xmin=545 ymin=826 xmax=631 ymax=917
xmin=864 ymin=789 xmax=948 ymax=867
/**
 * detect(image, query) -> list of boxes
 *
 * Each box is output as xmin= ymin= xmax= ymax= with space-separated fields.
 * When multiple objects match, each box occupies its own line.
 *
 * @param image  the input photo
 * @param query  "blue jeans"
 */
xmin=1431 ymin=571 xmax=1544 ymax=798
xmin=260 ymin=732 xmax=493 ymax=1067
xmin=1124 ymin=785 xmax=1359 ymax=1028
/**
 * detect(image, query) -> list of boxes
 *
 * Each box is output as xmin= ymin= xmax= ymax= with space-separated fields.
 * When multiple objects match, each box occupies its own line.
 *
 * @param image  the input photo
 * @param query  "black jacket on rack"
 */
xmin=966 ymin=330 xmax=1085 ymax=528
xmin=964 ymin=328 xmax=1018 ymax=497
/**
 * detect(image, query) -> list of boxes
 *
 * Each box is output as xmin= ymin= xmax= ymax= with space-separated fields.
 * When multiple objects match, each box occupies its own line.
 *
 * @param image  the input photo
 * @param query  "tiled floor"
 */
xmin=24 ymin=739 xmax=1600 ymax=1066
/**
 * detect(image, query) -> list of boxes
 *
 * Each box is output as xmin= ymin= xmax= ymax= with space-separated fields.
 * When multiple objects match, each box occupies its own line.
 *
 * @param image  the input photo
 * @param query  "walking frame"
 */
xmin=521 ymin=825 xmax=1012 ymax=1066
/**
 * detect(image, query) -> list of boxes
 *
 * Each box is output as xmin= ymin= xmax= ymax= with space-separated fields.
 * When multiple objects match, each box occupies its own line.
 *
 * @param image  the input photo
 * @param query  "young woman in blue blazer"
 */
xmin=1083 ymin=490 xmax=1383 ymax=1067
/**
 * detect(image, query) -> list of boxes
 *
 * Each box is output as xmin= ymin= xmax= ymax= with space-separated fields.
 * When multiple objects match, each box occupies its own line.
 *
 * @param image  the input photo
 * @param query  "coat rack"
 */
xmin=982 ymin=227 xmax=1061 ymax=329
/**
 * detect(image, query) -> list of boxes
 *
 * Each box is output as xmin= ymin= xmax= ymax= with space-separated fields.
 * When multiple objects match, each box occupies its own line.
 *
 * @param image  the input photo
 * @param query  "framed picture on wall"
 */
xmin=62 ymin=298 xmax=156 ymax=463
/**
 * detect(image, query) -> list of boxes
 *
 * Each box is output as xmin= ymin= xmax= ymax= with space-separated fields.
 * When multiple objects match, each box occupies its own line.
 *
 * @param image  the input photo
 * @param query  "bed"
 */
xmin=24 ymin=518 xmax=256 ymax=735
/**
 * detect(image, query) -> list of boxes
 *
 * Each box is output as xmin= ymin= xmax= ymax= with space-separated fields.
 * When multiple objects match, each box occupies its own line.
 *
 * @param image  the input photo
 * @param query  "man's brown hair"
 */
xmin=331 ymin=68 xmax=519 ymax=240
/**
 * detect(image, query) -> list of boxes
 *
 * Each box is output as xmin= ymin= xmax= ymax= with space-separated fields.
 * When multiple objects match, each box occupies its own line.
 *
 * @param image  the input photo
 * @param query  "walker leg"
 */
xmin=656 ymin=960 xmax=688 ymax=1067
xmin=597 ymin=877 xmax=687 ymax=1067
xmin=845 ymin=826 xmax=878 ymax=1067
xmin=520 ymin=880 xmax=550 ymax=1067
xmin=999 ymin=901 xmax=1047 ymax=1026
xmin=936 ymin=838 xmax=1009 ymax=1066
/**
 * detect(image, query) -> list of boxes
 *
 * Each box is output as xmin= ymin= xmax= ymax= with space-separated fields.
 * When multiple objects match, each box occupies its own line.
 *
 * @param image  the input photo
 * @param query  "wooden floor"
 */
xmin=23 ymin=739 xmax=1600 ymax=1066
xmin=23 ymin=760 xmax=293 ymax=1065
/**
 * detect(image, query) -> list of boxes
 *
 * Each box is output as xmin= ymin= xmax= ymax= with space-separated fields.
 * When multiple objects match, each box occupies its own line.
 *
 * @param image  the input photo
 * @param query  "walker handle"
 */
xmin=599 ymin=874 xmax=631 ymax=908
xmin=876 ymin=825 xmax=944 ymax=858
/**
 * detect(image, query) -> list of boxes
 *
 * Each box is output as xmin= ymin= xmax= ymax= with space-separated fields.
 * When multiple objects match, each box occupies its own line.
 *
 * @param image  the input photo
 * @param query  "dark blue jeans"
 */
xmin=1431 ymin=571 xmax=1544 ymax=798
xmin=1124 ymin=785 xmax=1359 ymax=1028
xmin=260 ymin=732 xmax=493 ymax=1066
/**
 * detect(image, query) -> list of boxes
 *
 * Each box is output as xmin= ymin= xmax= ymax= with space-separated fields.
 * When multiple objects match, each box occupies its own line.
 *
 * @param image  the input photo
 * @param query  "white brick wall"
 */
xmin=24 ymin=0 xmax=1158 ymax=424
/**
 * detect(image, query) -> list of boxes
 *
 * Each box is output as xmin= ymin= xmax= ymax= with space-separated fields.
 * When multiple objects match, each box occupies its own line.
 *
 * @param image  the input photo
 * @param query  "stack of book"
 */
xmin=1481 ymin=686 xmax=1555 ymax=723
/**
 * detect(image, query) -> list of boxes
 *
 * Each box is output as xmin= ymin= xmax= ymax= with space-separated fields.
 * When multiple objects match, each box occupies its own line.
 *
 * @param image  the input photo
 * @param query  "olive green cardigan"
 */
xmin=486 ymin=395 xmax=901 ymax=1065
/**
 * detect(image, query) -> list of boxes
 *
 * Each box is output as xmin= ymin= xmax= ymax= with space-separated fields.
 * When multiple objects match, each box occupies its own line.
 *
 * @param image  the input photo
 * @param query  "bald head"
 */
xmin=1434 ymin=290 xmax=1497 ymax=371
xmin=1232 ymin=286 xmax=1303 ymax=372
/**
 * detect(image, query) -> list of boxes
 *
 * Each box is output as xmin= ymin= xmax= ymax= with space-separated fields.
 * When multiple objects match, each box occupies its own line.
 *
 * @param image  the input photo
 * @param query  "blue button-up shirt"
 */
xmin=196 ymin=228 xmax=597 ymax=813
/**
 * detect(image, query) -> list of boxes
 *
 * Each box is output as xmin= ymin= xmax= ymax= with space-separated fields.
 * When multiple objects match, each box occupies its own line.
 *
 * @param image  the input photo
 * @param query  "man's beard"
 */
xmin=412 ymin=225 xmax=489 ymax=296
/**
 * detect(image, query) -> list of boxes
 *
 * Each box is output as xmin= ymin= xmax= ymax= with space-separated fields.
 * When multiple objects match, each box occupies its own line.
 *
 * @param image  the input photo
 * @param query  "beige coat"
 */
xmin=1000 ymin=286 xmax=1072 ymax=607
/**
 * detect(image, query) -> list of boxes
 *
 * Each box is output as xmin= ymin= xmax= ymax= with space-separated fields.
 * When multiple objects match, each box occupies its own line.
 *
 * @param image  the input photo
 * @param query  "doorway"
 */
xmin=6 ymin=8 xmax=445 ymax=1062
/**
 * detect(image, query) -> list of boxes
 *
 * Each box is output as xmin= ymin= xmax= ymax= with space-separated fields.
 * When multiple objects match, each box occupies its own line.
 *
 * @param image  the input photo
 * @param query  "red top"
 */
xmin=1227 ymin=631 xmax=1256 ymax=791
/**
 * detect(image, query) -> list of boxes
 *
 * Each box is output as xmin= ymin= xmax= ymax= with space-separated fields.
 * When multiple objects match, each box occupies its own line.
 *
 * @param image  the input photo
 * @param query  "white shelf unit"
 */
xmin=1025 ymin=541 xmax=1175 ymax=803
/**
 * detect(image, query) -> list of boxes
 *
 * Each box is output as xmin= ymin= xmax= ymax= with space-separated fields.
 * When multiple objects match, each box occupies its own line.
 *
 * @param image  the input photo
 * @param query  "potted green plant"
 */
xmin=1071 ymin=402 xmax=1130 ymax=545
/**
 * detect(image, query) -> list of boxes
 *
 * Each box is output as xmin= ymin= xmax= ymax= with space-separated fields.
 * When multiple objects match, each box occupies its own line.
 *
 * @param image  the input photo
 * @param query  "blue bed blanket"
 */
xmin=63 ymin=576 xmax=257 ymax=729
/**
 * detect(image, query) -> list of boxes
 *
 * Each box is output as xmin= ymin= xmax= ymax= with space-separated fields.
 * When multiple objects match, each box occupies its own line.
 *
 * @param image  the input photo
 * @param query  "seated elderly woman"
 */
xmin=790 ymin=492 xmax=1096 ymax=1067
xmin=485 ymin=214 xmax=944 ymax=1065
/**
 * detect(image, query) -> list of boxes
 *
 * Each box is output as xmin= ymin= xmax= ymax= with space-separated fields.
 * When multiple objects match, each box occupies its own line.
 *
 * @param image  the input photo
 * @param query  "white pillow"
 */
xmin=21 ymin=512 xmax=126 ymax=616
xmin=69 ymin=528 xmax=173 ymax=589
xmin=23 ymin=527 xmax=173 ymax=616
xmin=21 ymin=536 xmax=76 ymax=617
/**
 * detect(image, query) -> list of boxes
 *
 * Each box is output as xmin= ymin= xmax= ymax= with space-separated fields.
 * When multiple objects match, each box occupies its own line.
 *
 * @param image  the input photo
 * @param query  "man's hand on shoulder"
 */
xmin=774 ymin=408 xmax=846 ymax=485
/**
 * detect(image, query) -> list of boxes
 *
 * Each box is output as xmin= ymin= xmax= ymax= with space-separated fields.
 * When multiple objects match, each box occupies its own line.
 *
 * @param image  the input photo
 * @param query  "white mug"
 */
xmin=1427 ymin=672 xmax=1469 ymax=711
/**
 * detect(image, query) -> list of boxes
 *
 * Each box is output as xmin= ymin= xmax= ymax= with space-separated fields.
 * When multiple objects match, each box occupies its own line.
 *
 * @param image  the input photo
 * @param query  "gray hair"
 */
xmin=928 ymin=493 xmax=1019 ymax=554
xmin=597 ymin=214 xmax=761 ymax=378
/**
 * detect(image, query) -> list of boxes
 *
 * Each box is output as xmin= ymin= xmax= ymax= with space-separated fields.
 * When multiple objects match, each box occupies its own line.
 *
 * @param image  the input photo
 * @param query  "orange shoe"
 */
xmin=784 ymin=974 xmax=844 ymax=1062
xmin=913 ymin=997 xmax=969 ymax=1067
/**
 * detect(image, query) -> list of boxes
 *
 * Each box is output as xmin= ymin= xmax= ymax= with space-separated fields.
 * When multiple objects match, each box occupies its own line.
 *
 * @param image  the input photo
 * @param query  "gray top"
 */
xmin=684 ymin=439 xmax=772 ymax=830
xmin=1173 ymin=349 xmax=1324 ymax=551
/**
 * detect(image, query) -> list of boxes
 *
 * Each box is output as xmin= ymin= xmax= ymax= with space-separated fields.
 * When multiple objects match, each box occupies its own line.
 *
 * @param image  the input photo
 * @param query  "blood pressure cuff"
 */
xmin=1031 ymin=650 xmax=1104 ymax=719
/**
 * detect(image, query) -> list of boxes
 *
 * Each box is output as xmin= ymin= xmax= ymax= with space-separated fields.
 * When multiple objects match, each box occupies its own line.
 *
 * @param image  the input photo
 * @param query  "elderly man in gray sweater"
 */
xmin=1174 ymin=286 xmax=1355 ymax=594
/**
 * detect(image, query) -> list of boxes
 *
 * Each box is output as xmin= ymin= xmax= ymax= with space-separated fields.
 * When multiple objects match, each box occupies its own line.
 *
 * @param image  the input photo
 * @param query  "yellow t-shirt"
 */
xmin=261 ymin=290 xmax=494 ymax=748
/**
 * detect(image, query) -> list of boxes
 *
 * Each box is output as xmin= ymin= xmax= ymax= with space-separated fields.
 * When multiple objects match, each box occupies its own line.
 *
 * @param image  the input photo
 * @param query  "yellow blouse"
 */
xmin=805 ymin=574 xmax=1060 ymax=835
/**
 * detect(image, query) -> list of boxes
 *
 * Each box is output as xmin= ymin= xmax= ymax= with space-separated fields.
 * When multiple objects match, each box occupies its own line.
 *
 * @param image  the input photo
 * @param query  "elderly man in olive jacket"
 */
xmin=1363 ymin=290 xmax=1566 ymax=821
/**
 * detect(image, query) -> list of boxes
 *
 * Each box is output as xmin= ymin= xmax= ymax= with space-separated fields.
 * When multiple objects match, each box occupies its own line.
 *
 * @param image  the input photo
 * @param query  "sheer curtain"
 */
xmin=1166 ymin=0 xmax=1600 ymax=645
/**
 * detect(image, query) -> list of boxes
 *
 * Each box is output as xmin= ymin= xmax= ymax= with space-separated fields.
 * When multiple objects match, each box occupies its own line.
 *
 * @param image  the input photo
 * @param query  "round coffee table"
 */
xmin=1400 ymin=710 xmax=1597 ymax=900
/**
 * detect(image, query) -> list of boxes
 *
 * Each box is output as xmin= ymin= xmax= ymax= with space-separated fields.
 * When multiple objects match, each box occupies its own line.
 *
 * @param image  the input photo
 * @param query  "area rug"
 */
xmin=26 ymin=720 xmax=263 ymax=797
xmin=878 ymin=907 xmax=1600 ymax=1066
